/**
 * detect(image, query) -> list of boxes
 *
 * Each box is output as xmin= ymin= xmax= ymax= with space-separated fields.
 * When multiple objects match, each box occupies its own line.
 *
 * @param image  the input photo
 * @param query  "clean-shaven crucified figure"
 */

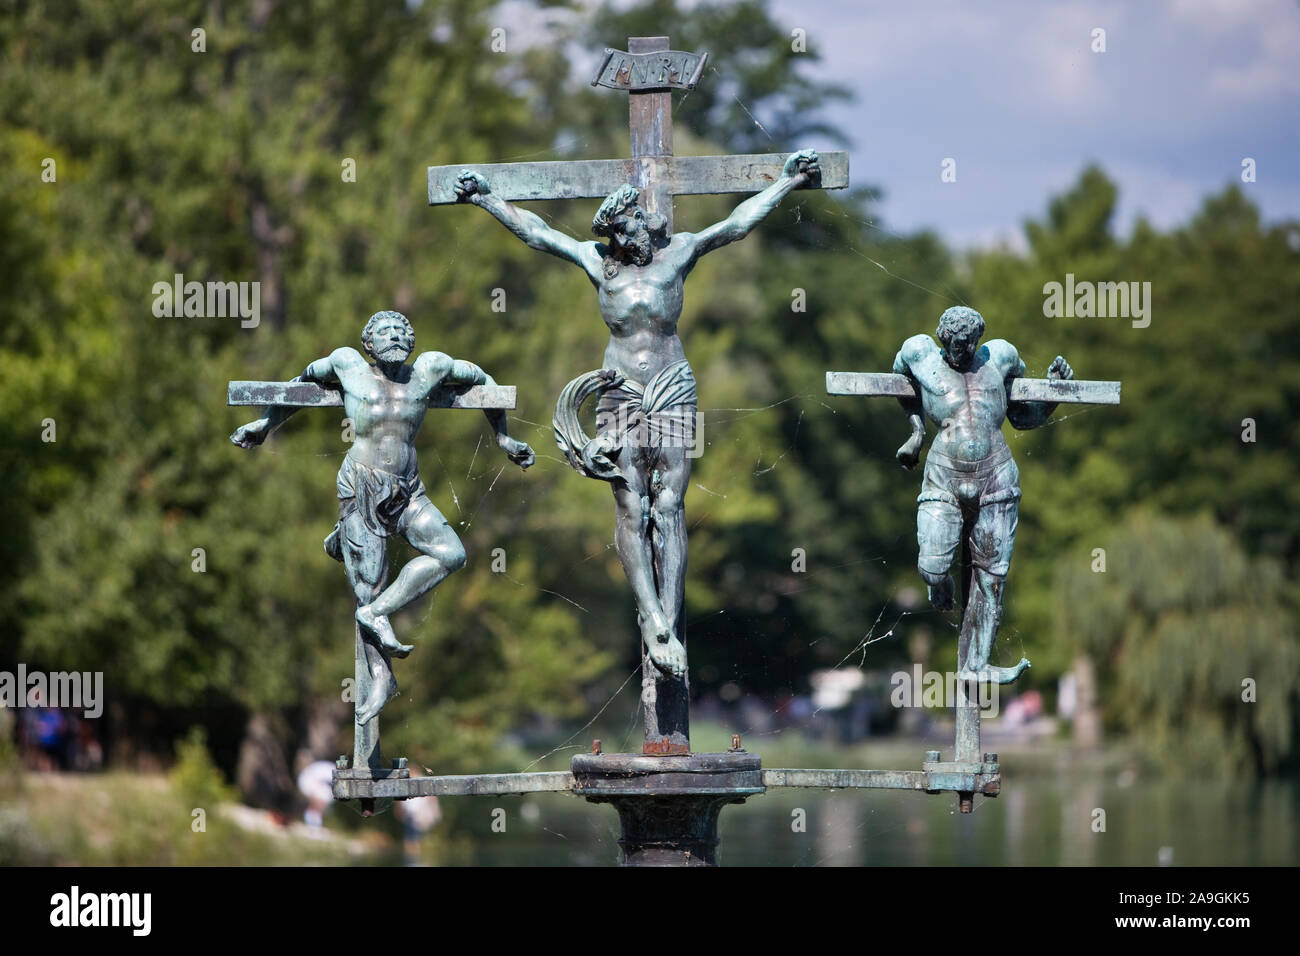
xmin=231 ymin=311 xmax=533 ymax=723
xmin=893 ymin=306 xmax=1071 ymax=684
xmin=455 ymin=150 xmax=819 ymax=679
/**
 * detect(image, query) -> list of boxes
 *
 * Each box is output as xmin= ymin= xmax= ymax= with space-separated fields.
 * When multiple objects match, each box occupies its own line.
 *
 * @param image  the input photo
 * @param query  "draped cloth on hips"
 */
xmin=553 ymin=360 xmax=697 ymax=483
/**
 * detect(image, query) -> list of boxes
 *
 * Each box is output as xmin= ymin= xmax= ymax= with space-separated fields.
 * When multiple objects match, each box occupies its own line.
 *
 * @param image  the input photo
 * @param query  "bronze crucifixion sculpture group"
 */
xmin=227 ymin=35 xmax=1119 ymax=858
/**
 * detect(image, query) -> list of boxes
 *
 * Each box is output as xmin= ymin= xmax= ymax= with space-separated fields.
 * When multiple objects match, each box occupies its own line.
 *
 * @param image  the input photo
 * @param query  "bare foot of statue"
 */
xmin=356 ymin=605 xmax=413 ymax=658
xmin=355 ymin=669 xmax=398 ymax=726
xmin=928 ymin=574 xmax=955 ymax=611
xmin=640 ymin=609 xmax=686 ymax=678
xmin=957 ymin=658 xmax=1031 ymax=685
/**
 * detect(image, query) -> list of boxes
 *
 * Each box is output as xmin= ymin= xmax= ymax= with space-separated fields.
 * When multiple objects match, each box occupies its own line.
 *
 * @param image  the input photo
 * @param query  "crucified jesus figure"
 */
xmin=230 ymin=311 xmax=534 ymax=723
xmin=455 ymin=150 xmax=818 ymax=683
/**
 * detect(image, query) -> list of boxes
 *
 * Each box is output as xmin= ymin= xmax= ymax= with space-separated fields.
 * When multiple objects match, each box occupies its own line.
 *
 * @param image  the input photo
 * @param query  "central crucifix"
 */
xmin=431 ymin=37 xmax=848 ymax=754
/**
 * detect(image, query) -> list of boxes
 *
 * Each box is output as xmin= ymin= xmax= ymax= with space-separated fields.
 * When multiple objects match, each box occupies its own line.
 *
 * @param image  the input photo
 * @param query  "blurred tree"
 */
xmin=0 ymin=0 xmax=611 ymax=795
xmin=967 ymin=167 xmax=1300 ymax=685
xmin=1056 ymin=511 xmax=1299 ymax=776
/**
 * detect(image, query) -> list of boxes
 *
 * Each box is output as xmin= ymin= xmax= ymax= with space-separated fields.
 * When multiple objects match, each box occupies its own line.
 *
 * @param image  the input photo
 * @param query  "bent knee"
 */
xmin=918 ymin=559 xmax=952 ymax=585
xmin=411 ymin=525 xmax=466 ymax=571
xmin=436 ymin=539 xmax=467 ymax=571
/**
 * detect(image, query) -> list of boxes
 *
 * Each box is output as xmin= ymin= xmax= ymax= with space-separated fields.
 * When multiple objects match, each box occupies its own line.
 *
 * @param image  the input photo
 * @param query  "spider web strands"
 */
xmin=520 ymin=663 xmax=643 ymax=772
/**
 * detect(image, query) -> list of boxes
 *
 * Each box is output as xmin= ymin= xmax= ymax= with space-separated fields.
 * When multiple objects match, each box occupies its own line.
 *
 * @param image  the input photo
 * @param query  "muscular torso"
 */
xmin=908 ymin=342 xmax=1014 ymax=462
xmin=333 ymin=351 xmax=441 ymax=475
xmin=594 ymin=237 xmax=691 ymax=385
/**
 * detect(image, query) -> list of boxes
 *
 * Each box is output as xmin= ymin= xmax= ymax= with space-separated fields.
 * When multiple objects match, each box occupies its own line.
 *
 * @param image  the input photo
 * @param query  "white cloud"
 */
xmin=764 ymin=0 xmax=1300 ymax=245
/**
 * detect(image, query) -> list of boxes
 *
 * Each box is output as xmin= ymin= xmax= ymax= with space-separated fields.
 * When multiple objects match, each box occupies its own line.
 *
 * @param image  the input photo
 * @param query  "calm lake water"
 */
xmin=448 ymin=772 xmax=1298 ymax=866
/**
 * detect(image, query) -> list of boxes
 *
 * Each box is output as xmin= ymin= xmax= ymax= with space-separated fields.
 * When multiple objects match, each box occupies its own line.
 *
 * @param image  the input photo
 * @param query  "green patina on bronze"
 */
xmin=229 ymin=34 xmax=1126 ymax=862
xmin=826 ymin=305 xmax=1121 ymax=809
xmin=441 ymin=33 xmax=847 ymax=756
xmin=228 ymin=310 xmax=533 ymax=776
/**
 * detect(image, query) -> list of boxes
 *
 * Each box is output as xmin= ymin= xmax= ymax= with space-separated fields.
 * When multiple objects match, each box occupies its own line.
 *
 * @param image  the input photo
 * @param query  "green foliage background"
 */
xmin=1 ymin=0 xmax=1296 ymax=789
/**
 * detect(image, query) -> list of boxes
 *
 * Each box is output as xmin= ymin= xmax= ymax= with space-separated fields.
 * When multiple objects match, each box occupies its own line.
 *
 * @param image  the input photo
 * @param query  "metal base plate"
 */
xmin=571 ymin=751 xmax=764 ymax=798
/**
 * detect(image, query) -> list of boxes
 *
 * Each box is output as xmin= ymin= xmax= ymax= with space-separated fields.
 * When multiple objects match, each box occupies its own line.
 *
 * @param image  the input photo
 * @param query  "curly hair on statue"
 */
xmin=591 ymin=184 xmax=641 ymax=237
xmin=936 ymin=306 xmax=985 ymax=345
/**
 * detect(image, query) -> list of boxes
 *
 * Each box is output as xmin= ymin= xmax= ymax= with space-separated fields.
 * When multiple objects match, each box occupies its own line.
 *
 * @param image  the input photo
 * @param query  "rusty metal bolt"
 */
xmin=592 ymin=739 xmax=602 ymax=755
xmin=730 ymin=733 xmax=742 ymax=751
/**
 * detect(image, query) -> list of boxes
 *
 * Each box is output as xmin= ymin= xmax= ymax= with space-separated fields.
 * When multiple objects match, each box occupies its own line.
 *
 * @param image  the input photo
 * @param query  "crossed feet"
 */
xmin=351 ymin=605 xmax=409 ymax=726
xmin=355 ymin=605 xmax=413 ymax=658
xmin=640 ymin=608 xmax=687 ymax=679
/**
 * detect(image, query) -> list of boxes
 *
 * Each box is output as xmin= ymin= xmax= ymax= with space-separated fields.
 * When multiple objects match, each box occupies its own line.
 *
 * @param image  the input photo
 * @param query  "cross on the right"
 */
xmin=827 ymin=326 xmax=1120 ymax=812
xmin=824 ymin=359 xmax=1122 ymax=675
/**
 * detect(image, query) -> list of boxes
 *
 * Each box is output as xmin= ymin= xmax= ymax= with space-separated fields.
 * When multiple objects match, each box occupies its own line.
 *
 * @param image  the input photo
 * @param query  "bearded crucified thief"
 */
xmin=230 ymin=311 xmax=534 ymax=723
xmin=455 ymin=150 xmax=819 ymax=681
xmin=892 ymin=306 xmax=1075 ymax=684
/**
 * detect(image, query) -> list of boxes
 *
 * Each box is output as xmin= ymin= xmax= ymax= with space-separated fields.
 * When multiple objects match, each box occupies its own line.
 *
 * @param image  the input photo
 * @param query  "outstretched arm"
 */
xmin=682 ymin=149 xmax=820 ymax=267
xmin=1005 ymin=347 xmax=1073 ymax=430
xmin=454 ymin=170 xmax=599 ymax=278
xmin=893 ymin=335 xmax=931 ymax=469
xmin=425 ymin=353 xmax=535 ymax=470
xmin=230 ymin=348 xmax=357 ymax=448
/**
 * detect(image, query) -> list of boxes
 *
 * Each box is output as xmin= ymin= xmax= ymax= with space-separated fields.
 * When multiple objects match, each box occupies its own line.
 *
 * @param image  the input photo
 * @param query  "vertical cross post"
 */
xmin=627 ymin=36 xmax=675 ymax=234
xmin=826 ymin=368 xmax=1121 ymax=811
xmin=954 ymin=556 xmax=980 ymax=812
xmin=353 ymin=613 xmax=385 ymax=774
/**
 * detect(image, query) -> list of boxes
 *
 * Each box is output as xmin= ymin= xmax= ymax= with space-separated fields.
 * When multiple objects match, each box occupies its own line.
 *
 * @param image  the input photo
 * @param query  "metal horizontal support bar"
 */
xmin=227 ymin=381 xmax=516 ymax=410
xmin=763 ymin=768 xmax=930 ymax=791
xmin=333 ymin=771 xmax=575 ymax=801
xmin=427 ymin=151 xmax=850 ymax=204
xmin=762 ymin=768 xmax=999 ymax=796
xmin=825 ymin=371 xmax=1121 ymax=405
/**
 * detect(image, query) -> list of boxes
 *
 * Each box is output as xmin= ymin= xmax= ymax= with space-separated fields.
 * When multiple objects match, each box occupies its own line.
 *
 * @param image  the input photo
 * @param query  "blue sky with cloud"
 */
xmin=764 ymin=0 xmax=1300 ymax=248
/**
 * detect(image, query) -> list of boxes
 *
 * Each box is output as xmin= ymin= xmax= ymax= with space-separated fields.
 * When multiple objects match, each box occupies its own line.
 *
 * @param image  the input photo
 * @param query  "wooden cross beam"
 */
xmin=427 ymin=35 xmax=849 ymax=233
xmin=227 ymin=380 xmax=516 ymax=409
xmin=825 ymin=372 xmax=1121 ymax=405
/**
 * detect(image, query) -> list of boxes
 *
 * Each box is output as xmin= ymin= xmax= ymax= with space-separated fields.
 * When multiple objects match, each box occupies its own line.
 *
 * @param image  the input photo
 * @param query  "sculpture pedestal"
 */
xmin=571 ymin=751 xmax=763 ymax=866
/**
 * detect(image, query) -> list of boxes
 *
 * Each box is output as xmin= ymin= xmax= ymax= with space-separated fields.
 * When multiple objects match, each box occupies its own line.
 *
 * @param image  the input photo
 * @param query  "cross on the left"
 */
xmin=227 ymin=310 xmax=534 ymax=775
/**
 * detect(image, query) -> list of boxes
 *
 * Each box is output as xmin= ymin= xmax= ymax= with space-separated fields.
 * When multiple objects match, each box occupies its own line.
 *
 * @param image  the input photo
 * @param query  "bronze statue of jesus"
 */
xmin=455 ymin=151 xmax=818 ymax=690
